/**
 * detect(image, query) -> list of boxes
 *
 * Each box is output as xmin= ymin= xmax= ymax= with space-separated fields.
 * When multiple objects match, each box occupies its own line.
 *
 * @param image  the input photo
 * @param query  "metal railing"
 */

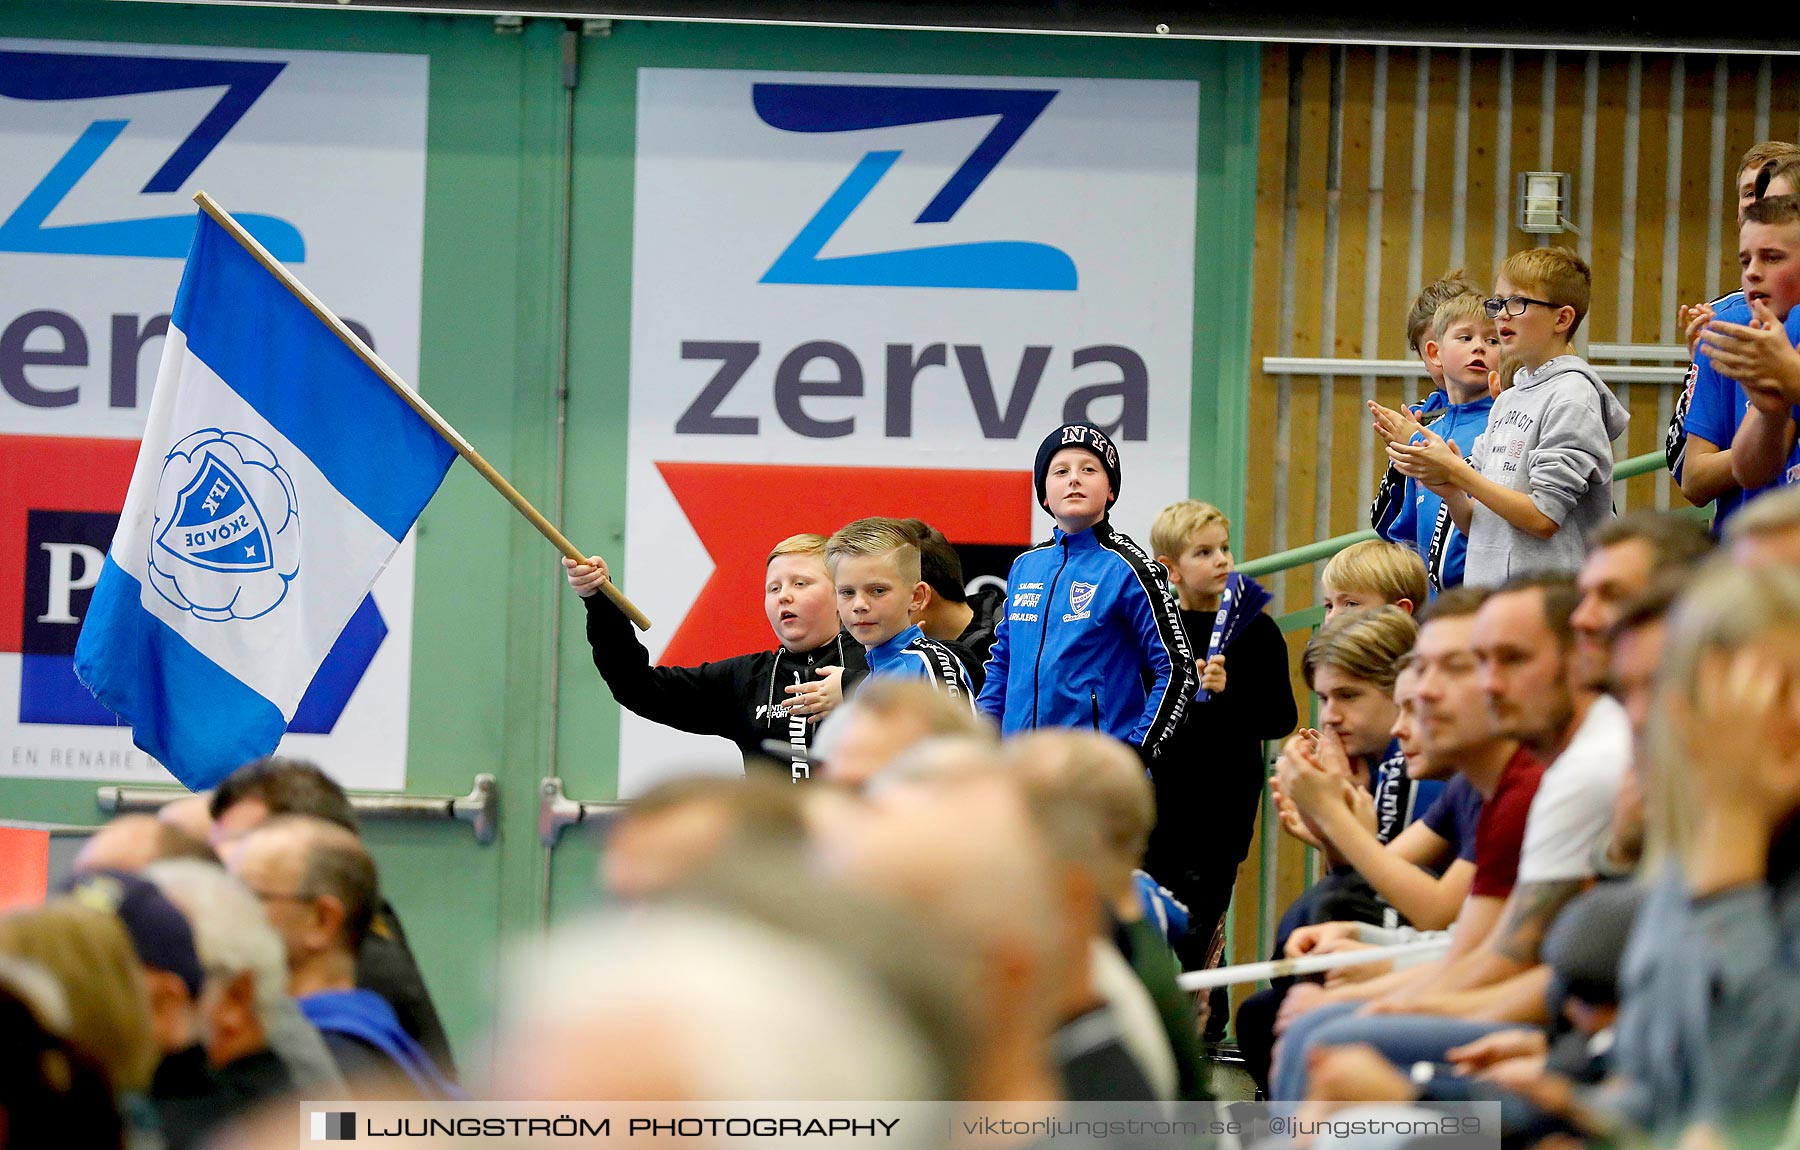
xmin=1239 ymin=449 xmax=1670 ymax=581
xmin=1261 ymin=355 xmax=1689 ymax=385
xmin=97 ymin=774 xmax=500 ymax=845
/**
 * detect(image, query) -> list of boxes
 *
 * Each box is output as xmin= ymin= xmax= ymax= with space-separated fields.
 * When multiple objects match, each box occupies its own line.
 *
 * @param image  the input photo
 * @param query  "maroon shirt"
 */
xmin=1471 ymin=747 xmax=1545 ymax=899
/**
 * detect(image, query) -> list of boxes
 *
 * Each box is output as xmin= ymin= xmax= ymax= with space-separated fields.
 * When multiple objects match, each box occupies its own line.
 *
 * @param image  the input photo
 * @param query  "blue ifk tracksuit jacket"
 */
xmin=976 ymin=519 xmax=1196 ymax=757
xmin=1370 ymin=392 xmax=1493 ymax=594
xmin=864 ymin=623 xmax=976 ymax=710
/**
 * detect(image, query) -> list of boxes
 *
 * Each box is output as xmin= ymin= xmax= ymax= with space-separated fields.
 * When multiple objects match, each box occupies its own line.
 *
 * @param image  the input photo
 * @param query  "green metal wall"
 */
xmin=0 ymin=0 xmax=1260 ymax=1070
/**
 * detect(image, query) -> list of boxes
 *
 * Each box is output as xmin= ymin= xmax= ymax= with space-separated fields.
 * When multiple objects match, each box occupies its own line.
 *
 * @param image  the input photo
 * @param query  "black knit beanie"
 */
xmin=1033 ymin=422 xmax=1122 ymax=511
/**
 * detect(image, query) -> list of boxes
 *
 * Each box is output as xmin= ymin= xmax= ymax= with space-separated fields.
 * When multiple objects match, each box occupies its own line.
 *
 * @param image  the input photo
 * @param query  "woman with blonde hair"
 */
xmin=0 ymin=900 xmax=160 ymax=1096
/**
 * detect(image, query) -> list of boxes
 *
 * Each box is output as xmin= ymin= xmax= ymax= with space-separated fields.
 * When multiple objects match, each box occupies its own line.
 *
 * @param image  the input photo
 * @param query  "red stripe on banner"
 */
xmin=0 ymin=435 xmax=141 ymax=653
xmin=0 ymin=826 xmax=51 ymax=910
xmin=655 ymin=462 xmax=1034 ymax=667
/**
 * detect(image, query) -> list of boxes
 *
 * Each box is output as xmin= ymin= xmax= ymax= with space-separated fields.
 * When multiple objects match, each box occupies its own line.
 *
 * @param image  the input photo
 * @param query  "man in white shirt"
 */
xmin=1273 ymin=571 xmax=1631 ymax=1102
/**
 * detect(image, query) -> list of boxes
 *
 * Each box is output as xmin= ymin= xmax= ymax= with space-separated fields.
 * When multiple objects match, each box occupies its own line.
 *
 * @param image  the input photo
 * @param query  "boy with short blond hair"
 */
xmin=1388 ymin=247 xmax=1627 ymax=587
xmin=1404 ymin=270 xmax=1485 ymax=377
xmin=1321 ymin=539 xmax=1428 ymax=618
xmin=564 ymin=532 xmax=866 ymax=781
xmin=1370 ymin=294 xmax=1501 ymax=592
xmin=1148 ymin=500 xmax=1229 ymax=570
xmin=826 ymin=517 xmax=973 ymax=703
xmin=1146 ymin=500 xmax=1296 ymax=979
xmin=1372 ymin=273 xmax=1482 ymax=554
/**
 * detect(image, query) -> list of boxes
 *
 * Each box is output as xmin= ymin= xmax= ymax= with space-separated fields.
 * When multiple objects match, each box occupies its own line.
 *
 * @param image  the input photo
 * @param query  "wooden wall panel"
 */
xmin=1233 ymin=45 xmax=1800 ymax=975
xmin=1509 ymin=52 xmax=1545 ymax=267
xmin=1244 ymin=46 xmax=1291 ymax=563
xmin=1678 ymin=57 xmax=1716 ymax=316
xmin=1550 ymin=53 xmax=1590 ymax=271
xmin=1633 ymin=57 xmax=1673 ymax=348
xmin=1378 ymin=50 xmax=1421 ymax=370
xmin=1588 ymin=57 xmax=1627 ymax=351
xmin=1282 ymin=44 xmax=1332 ymax=614
xmin=1420 ymin=53 xmax=1460 ymax=311
xmin=1470 ymin=51 xmax=1501 ymax=276
xmin=1780 ymin=57 xmax=1800 ymax=146
xmin=1622 ymin=57 xmax=1672 ymax=508
xmin=1332 ymin=51 xmax=1376 ymax=538
xmin=1721 ymin=57 xmax=1762 ymax=296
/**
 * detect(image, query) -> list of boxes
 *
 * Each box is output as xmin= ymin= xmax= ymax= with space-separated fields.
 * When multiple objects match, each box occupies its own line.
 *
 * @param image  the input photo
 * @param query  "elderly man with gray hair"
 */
xmin=226 ymin=816 xmax=458 ymax=1100
xmin=145 ymin=859 xmax=345 ymax=1101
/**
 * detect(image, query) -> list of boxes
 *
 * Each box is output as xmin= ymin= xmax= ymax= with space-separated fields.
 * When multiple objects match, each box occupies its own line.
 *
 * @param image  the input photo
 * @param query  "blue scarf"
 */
xmin=1192 ymin=572 xmax=1273 ymax=703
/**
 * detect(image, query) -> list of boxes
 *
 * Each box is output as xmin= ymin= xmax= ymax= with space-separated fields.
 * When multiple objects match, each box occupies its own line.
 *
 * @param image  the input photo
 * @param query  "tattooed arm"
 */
xmin=1426 ymin=878 xmax=1587 ymax=994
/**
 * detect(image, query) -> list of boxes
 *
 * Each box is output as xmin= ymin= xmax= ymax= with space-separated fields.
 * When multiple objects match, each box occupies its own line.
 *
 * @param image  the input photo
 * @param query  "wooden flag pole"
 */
xmin=191 ymin=191 xmax=651 ymax=632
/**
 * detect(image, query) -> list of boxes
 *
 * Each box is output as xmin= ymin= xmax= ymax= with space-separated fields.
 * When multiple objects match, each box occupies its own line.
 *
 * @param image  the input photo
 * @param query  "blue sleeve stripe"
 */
xmin=173 ymin=213 xmax=456 ymax=543
xmin=72 ymin=558 xmax=289 ymax=791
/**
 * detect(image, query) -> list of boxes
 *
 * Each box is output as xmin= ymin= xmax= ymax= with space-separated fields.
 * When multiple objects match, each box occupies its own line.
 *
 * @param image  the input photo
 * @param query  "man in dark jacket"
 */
xmin=902 ymin=519 xmax=1005 ymax=691
xmin=229 ymin=817 xmax=459 ymax=1100
xmin=209 ymin=759 xmax=457 ymax=1080
xmin=564 ymin=533 xmax=867 ymax=781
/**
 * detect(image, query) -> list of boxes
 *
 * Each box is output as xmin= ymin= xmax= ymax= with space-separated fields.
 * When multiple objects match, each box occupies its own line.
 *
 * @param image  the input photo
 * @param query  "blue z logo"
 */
xmin=752 ymin=83 xmax=1076 ymax=292
xmin=0 ymin=51 xmax=303 ymax=260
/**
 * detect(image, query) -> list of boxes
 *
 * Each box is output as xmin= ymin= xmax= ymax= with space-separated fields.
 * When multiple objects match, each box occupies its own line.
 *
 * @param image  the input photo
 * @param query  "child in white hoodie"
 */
xmin=1387 ymin=247 xmax=1629 ymax=587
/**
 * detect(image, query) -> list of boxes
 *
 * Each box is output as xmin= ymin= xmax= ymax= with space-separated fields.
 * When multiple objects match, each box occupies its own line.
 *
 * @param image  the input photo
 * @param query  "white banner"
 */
xmin=0 ymin=38 xmax=429 ymax=789
xmin=622 ymin=68 xmax=1199 ymax=794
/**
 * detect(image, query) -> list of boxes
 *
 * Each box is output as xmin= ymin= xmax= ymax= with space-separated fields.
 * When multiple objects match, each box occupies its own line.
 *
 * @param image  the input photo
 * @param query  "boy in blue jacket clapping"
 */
xmin=976 ymin=423 xmax=1197 ymax=760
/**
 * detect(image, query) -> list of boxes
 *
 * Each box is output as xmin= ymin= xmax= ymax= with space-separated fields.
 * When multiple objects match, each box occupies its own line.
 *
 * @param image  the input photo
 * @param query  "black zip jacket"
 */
xmin=582 ymin=594 xmax=867 ymax=779
xmin=942 ymin=584 xmax=1006 ymax=693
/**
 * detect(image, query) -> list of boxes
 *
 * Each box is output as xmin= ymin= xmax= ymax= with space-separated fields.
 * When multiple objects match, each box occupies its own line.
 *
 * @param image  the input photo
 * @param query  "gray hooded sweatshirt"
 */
xmin=1462 ymin=354 xmax=1630 ymax=587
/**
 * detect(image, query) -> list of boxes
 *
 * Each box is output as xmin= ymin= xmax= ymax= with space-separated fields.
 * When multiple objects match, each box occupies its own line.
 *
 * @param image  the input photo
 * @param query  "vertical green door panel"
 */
xmin=549 ymin=19 xmax=1262 ymax=869
xmin=0 ymin=0 xmax=570 ymax=1066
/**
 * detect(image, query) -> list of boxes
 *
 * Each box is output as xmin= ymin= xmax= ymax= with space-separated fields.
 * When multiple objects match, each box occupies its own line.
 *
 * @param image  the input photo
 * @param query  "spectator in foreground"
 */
xmin=147 ymin=858 xmax=345 ymax=1099
xmin=227 ymin=816 xmax=459 ymax=1100
xmin=1726 ymin=483 xmax=1800 ymax=566
xmin=1608 ymin=562 xmax=1800 ymax=1144
xmin=0 ymin=962 xmax=125 ymax=1150
xmin=599 ymin=773 xmax=808 ymax=904
xmin=491 ymin=907 xmax=945 ymax=1111
xmin=74 ymin=814 xmax=217 ymax=875
xmin=1007 ymin=730 xmax=1210 ymax=1102
xmin=208 ymin=757 xmax=455 ymax=1078
xmin=0 ymin=901 xmax=159 ymax=1129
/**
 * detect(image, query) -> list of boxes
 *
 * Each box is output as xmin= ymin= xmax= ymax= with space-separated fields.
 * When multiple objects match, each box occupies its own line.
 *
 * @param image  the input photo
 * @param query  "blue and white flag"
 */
xmin=73 ymin=212 xmax=456 ymax=791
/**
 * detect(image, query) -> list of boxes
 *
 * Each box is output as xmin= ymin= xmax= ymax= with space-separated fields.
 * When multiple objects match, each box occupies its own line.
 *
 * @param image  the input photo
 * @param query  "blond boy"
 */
xmin=1672 ymin=144 xmax=1800 ymax=519
xmin=1404 ymin=271 xmax=1485 ymax=401
xmin=1696 ymin=195 xmax=1800 ymax=520
xmin=1387 ymin=248 xmax=1628 ymax=587
xmin=563 ymin=534 xmax=863 ymax=780
xmin=1321 ymin=540 xmax=1428 ymax=619
xmin=1146 ymin=500 xmax=1297 ymax=974
xmin=1369 ymin=294 xmax=1502 ymax=592
xmin=826 ymin=517 xmax=974 ymax=703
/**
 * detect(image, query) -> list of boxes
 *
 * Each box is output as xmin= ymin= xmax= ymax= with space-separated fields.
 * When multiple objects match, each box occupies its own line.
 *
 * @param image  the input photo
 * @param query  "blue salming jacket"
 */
xmin=976 ymin=519 xmax=1196 ymax=757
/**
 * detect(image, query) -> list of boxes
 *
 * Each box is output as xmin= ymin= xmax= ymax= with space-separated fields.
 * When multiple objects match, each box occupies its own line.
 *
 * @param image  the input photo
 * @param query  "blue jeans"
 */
xmin=1273 ymin=1003 xmax=1514 ymax=1104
